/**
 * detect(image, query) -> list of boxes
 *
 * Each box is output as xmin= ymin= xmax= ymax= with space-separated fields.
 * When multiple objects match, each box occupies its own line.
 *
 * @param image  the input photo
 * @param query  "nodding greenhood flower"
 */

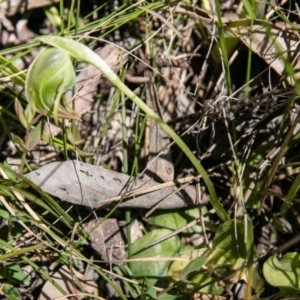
xmin=25 ymin=47 xmax=80 ymax=122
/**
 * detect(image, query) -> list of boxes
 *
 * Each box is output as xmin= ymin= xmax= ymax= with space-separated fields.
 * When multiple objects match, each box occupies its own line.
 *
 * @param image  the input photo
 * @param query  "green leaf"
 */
xmin=252 ymin=262 xmax=265 ymax=296
xmin=281 ymin=171 xmax=300 ymax=216
xmin=3 ymin=283 xmax=21 ymax=300
xmin=14 ymin=99 xmax=28 ymax=128
xmin=263 ymin=252 xmax=300 ymax=290
xmin=44 ymin=6 xmax=61 ymax=28
xmin=148 ymin=207 xmax=208 ymax=233
xmin=241 ymin=0 xmax=255 ymax=18
xmin=1 ymin=263 xmax=29 ymax=284
xmin=168 ymin=248 xmax=234 ymax=294
xmin=130 ymin=229 xmax=181 ymax=285
xmin=12 ymin=134 xmax=29 ymax=152
xmin=213 ymin=219 xmax=249 ymax=260
xmin=0 ymin=209 xmax=10 ymax=220
xmin=25 ymin=120 xmax=43 ymax=151
xmin=145 ymin=284 xmax=157 ymax=299
xmin=24 ymin=104 xmax=36 ymax=126
xmin=1 ymin=161 xmax=19 ymax=183
xmin=180 ymin=255 xmax=206 ymax=280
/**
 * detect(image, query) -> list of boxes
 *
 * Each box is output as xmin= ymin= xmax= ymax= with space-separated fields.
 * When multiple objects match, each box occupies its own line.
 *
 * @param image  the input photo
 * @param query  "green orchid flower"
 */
xmin=25 ymin=47 xmax=79 ymax=123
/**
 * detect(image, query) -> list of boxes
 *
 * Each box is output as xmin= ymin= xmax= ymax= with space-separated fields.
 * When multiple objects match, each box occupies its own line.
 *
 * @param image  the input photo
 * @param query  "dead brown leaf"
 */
xmin=26 ymin=160 xmax=209 ymax=209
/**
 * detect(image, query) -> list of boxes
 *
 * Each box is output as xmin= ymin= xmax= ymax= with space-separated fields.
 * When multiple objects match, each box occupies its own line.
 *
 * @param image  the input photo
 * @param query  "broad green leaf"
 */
xmin=263 ymin=253 xmax=300 ymax=290
xmin=36 ymin=35 xmax=229 ymax=223
xmin=130 ymin=229 xmax=181 ymax=285
xmin=213 ymin=218 xmax=255 ymax=298
xmin=0 ymin=209 xmax=10 ymax=220
xmin=213 ymin=219 xmax=249 ymax=259
xmin=3 ymin=283 xmax=20 ymax=300
xmin=252 ymin=262 xmax=265 ymax=296
xmin=148 ymin=207 xmax=209 ymax=233
xmin=180 ymin=255 xmax=206 ymax=280
xmin=145 ymin=283 xmax=157 ymax=299
xmin=1 ymin=263 xmax=29 ymax=284
xmin=168 ymin=248 xmax=235 ymax=294
xmin=245 ymin=217 xmax=254 ymax=259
